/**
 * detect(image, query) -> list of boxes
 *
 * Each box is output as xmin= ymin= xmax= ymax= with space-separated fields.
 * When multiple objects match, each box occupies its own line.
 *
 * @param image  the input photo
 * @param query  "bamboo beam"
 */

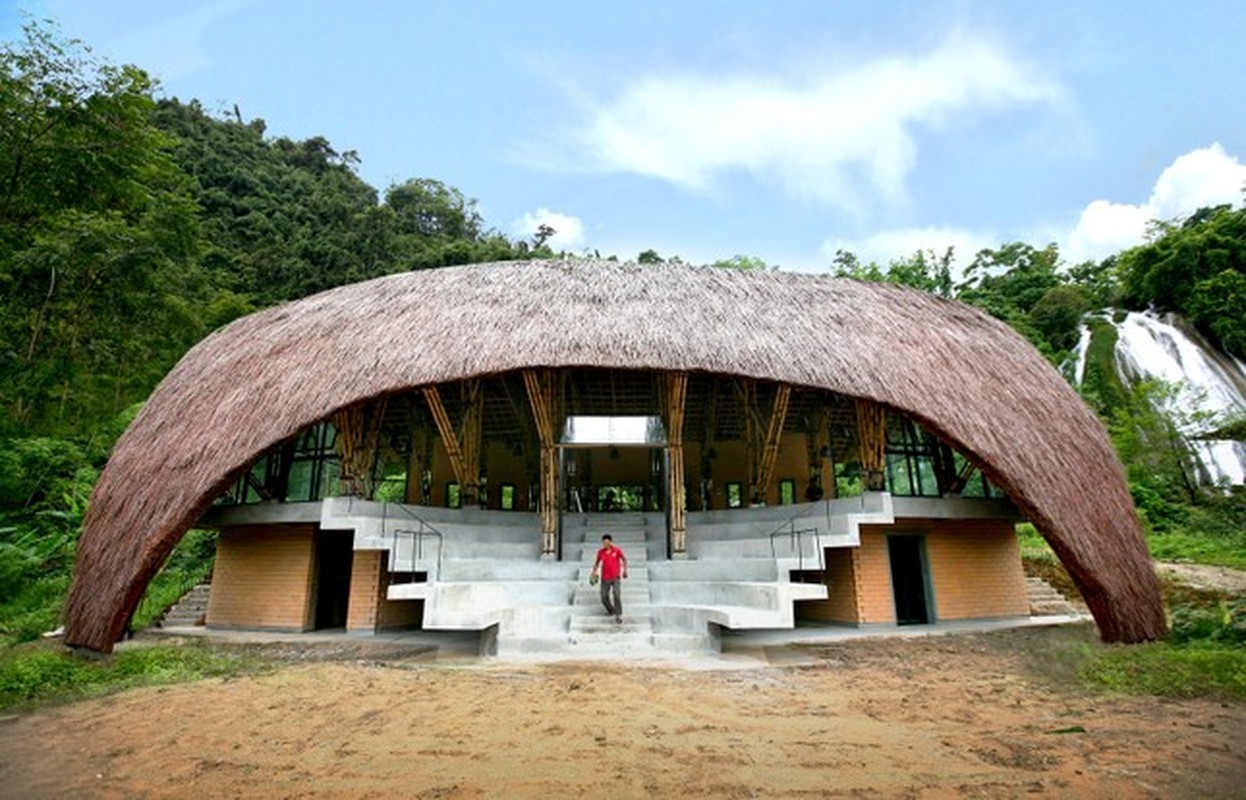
xmin=663 ymin=372 xmax=688 ymax=553
xmin=754 ymin=384 xmax=791 ymax=503
xmin=334 ymin=396 xmax=387 ymax=498
xmin=524 ymin=369 xmax=559 ymax=555
xmin=422 ymin=385 xmax=467 ymax=489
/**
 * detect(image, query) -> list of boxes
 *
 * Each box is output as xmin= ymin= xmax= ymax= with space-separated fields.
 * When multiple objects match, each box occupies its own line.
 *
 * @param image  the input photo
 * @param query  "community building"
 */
xmin=64 ymin=260 xmax=1166 ymax=654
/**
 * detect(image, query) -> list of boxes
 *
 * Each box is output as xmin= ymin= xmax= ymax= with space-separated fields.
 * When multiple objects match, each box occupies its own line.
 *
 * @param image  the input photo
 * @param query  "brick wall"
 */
xmin=925 ymin=519 xmax=1029 ymax=620
xmin=856 ymin=518 xmax=1028 ymax=624
xmin=855 ymin=531 xmax=897 ymax=624
xmin=347 ymin=551 xmax=425 ymax=632
xmin=796 ymin=546 xmax=862 ymax=624
xmin=206 ymin=524 xmax=316 ymax=630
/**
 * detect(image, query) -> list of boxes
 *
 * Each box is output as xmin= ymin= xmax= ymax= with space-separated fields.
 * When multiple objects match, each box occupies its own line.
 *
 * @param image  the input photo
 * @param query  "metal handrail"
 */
xmin=769 ymin=521 xmax=825 ymax=579
xmin=382 ymin=502 xmax=445 ymax=585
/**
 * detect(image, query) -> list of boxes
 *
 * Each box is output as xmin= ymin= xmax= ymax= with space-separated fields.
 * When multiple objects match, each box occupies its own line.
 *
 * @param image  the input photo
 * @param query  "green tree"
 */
xmin=1118 ymin=204 xmax=1246 ymax=357
xmin=885 ymin=248 xmax=953 ymax=297
xmin=1 ymin=21 xmax=204 ymax=434
xmin=711 ymin=254 xmax=770 ymax=271
xmin=1028 ymin=284 xmax=1090 ymax=353
xmin=829 ymin=249 xmax=884 ymax=281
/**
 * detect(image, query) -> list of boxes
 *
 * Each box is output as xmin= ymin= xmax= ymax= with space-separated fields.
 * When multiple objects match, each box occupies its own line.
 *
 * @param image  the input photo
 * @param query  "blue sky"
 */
xmin=5 ymin=0 xmax=1245 ymax=273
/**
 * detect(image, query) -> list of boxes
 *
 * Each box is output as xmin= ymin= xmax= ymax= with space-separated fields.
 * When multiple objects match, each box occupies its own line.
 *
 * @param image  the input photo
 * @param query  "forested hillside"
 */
xmin=0 ymin=21 xmax=1242 ymax=644
xmin=0 ymin=23 xmax=549 ymax=641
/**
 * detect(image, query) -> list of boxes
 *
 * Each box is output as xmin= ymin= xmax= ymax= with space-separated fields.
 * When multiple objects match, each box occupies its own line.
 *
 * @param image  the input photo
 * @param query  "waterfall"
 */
xmin=1072 ymin=310 xmax=1246 ymax=486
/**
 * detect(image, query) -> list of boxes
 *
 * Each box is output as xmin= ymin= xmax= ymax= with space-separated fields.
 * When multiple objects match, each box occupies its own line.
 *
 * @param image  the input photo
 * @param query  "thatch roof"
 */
xmin=64 ymin=259 xmax=1165 ymax=650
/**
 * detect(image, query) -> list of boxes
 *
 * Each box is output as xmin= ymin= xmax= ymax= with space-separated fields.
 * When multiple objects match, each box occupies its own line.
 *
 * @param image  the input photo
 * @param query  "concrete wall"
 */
xmin=346 ymin=550 xmax=424 ymax=632
xmin=206 ymin=524 xmax=316 ymax=630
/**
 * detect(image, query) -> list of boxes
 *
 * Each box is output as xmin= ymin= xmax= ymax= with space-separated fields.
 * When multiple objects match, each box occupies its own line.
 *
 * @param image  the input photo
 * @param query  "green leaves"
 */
xmin=1119 ymin=204 xmax=1246 ymax=358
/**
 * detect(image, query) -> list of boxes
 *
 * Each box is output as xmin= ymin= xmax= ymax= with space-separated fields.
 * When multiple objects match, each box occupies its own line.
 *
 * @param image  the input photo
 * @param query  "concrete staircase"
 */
xmin=566 ymin=515 xmax=658 ymax=653
xmin=1026 ymin=576 xmax=1083 ymax=616
xmin=158 ymin=583 xmax=211 ymax=627
xmin=329 ymin=499 xmax=836 ymax=657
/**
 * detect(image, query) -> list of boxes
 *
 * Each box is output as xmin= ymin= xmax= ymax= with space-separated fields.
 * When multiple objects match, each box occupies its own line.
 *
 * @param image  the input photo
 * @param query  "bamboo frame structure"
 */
xmin=334 ymin=396 xmax=388 ymax=498
xmin=422 ymin=385 xmax=466 ymax=487
xmin=855 ymin=399 xmax=887 ymax=491
xmin=805 ymin=406 xmax=831 ymax=499
xmin=754 ymin=384 xmax=791 ymax=503
xmin=662 ymin=371 xmax=689 ymax=553
xmin=523 ymin=369 xmax=559 ymax=555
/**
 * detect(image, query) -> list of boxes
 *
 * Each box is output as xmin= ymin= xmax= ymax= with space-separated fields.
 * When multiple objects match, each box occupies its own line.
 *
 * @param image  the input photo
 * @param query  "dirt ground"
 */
xmin=1 ymin=625 xmax=1243 ymax=799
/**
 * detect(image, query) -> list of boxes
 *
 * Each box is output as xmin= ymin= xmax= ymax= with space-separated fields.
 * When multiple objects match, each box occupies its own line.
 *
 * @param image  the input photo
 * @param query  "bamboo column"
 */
xmin=754 ymin=384 xmax=791 ymax=503
xmin=334 ymin=396 xmax=387 ymax=498
xmin=458 ymin=381 xmax=482 ymax=507
xmin=805 ymin=406 xmax=831 ymax=500
xmin=663 ymin=372 xmax=689 ymax=554
xmin=855 ymin=399 xmax=888 ymax=491
xmin=524 ymin=369 xmax=559 ymax=556
xmin=737 ymin=379 xmax=760 ymax=502
xmin=422 ymin=385 xmax=468 ymax=492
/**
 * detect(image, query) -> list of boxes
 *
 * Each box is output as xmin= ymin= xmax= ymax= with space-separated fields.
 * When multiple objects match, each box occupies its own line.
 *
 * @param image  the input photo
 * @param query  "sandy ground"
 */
xmin=1 ymin=625 xmax=1243 ymax=799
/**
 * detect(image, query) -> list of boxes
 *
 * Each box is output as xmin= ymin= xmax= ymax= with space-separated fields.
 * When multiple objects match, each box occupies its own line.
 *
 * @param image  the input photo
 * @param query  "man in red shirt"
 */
xmin=590 ymin=534 xmax=628 ymax=623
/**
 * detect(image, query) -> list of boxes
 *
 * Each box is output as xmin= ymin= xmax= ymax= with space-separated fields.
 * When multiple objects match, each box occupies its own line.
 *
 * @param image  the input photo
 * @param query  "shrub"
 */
xmin=1169 ymin=600 xmax=1246 ymax=646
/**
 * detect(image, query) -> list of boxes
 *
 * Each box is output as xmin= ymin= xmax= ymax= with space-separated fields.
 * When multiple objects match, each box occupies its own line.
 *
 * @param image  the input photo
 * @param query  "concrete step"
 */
xmin=570 ymin=618 xmax=654 ymax=635
xmin=159 ymin=583 xmax=211 ymax=627
xmin=1026 ymin=577 xmax=1082 ymax=616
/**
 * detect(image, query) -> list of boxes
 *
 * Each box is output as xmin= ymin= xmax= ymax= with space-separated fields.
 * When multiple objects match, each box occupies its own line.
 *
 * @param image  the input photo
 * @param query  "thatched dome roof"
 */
xmin=64 ymin=259 xmax=1165 ymax=650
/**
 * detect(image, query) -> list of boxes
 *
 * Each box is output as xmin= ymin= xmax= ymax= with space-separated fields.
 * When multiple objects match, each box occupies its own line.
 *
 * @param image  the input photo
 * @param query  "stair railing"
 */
xmin=760 ymin=501 xmax=829 ymax=580
xmin=769 ymin=521 xmax=825 ymax=579
xmin=383 ymin=503 xmax=444 ymax=586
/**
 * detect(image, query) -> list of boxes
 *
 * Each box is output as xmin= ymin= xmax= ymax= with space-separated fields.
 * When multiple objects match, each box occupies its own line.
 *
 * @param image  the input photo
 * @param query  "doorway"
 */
xmin=313 ymin=529 xmax=354 ymax=630
xmin=887 ymin=535 xmax=930 ymax=625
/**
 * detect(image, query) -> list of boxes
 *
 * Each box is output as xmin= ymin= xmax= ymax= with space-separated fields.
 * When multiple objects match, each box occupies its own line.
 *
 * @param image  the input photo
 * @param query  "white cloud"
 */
xmin=1065 ymin=143 xmax=1246 ymax=263
xmin=820 ymin=226 xmax=996 ymax=281
xmin=512 ymin=207 xmax=586 ymax=250
xmin=532 ymin=33 xmax=1062 ymax=211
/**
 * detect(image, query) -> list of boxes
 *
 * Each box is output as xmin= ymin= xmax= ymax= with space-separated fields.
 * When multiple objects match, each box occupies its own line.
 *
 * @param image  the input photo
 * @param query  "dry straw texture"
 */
xmin=64 ymin=260 xmax=1165 ymax=651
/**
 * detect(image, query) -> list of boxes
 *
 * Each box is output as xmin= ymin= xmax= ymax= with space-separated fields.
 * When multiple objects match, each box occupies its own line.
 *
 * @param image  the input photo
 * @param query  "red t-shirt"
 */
xmin=595 ymin=545 xmax=627 ymax=581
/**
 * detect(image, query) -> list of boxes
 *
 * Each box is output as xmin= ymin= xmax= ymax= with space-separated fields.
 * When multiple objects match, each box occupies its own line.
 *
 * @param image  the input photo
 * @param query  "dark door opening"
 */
xmin=888 ymin=535 xmax=930 ymax=625
xmin=313 ymin=530 xmax=354 ymax=630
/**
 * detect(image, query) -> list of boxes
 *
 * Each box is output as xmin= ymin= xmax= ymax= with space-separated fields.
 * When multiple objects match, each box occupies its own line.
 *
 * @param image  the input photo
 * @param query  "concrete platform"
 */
xmin=144 ymin=613 xmax=1090 ymax=669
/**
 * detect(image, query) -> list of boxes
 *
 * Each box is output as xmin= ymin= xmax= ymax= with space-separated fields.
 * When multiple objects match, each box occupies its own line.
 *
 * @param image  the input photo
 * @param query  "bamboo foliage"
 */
xmin=64 ymin=259 xmax=1166 ymax=651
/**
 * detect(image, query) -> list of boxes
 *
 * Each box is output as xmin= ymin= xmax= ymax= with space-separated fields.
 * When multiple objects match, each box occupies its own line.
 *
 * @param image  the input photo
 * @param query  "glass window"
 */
xmin=725 ymin=481 xmax=743 ymax=509
xmin=778 ymin=479 xmax=796 ymax=505
xmin=884 ymin=416 xmax=940 ymax=497
xmin=446 ymin=482 xmax=461 ymax=509
xmin=500 ymin=483 xmax=516 ymax=510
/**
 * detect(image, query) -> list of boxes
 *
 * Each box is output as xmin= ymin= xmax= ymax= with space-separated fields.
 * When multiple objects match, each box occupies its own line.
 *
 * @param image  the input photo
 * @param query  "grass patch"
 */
xmin=1077 ymin=641 xmax=1246 ymax=700
xmin=1003 ymin=624 xmax=1246 ymax=702
xmin=0 ymin=639 xmax=272 ymax=712
xmin=1147 ymin=530 xmax=1246 ymax=570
